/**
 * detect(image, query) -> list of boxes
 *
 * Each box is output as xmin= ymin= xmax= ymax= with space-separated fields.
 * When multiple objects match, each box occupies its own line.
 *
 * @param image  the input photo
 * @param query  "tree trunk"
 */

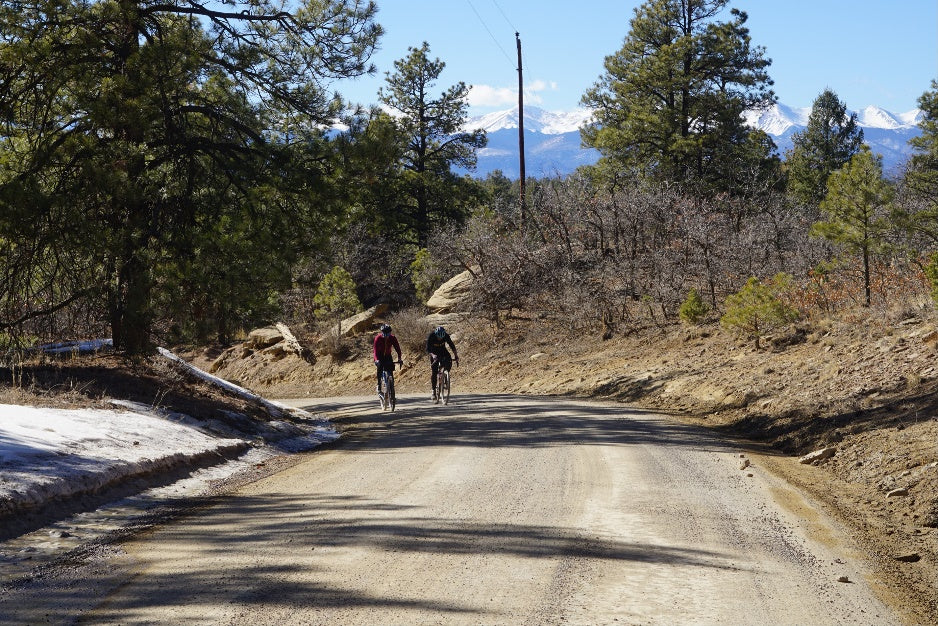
xmin=110 ymin=255 xmax=153 ymax=354
xmin=863 ymin=245 xmax=871 ymax=307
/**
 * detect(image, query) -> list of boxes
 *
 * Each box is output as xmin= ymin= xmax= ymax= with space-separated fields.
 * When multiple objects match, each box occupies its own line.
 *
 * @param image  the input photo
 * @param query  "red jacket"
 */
xmin=373 ymin=333 xmax=402 ymax=361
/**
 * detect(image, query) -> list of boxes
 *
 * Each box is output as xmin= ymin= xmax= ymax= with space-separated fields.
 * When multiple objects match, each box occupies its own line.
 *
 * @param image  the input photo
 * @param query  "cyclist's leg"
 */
xmin=442 ymin=353 xmax=452 ymax=394
xmin=378 ymin=357 xmax=393 ymax=392
xmin=430 ymin=354 xmax=441 ymax=398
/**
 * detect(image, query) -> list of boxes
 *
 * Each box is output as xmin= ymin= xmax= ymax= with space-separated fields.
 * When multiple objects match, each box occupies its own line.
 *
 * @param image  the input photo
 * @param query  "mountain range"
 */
xmin=464 ymin=104 xmax=924 ymax=179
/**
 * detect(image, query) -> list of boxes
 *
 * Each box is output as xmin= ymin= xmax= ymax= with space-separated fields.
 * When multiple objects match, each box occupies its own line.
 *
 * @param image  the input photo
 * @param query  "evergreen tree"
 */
xmin=379 ymin=42 xmax=487 ymax=246
xmin=679 ymin=288 xmax=710 ymax=325
xmin=333 ymin=108 xmax=410 ymax=238
xmin=720 ymin=274 xmax=798 ymax=349
xmin=812 ymin=146 xmax=894 ymax=306
xmin=480 ymin=170 xmax=516 ymax=213
xmin=313 ymin=266 xmax=363 ymax=322
xmin=580 ymin=0 xmax=776 ymax=194
xmin=900 ymin=80 xmax=938 ymax=244
xmin=0 ymin=0 xmax=380 ymax=353
xmin=786 ymin=89 xmax=864 ymax=209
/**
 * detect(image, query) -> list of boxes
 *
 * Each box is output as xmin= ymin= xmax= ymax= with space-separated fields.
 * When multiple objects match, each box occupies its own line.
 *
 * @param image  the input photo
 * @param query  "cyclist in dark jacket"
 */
xmin=374 ymin=324 xmax=403 ymax=393
xmin=426 ymin=325 xmax=458 ymax=400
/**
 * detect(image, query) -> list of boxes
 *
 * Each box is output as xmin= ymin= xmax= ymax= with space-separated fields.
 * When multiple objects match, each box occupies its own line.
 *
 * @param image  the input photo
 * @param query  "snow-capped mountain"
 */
xmin=462 ymin=106 xmax=596 ymax=178
xmin=743 ymin=103 xmax=924 ymax=134
xmin=747 ymin=103 xmax=923 ymax=174
xmin=742 ymin=103 xmax=810 ymax=136
xmin=466 ymin=105 xmax=593 ymax=135
xmin=466 ymin=104 xmax=923 ymax=179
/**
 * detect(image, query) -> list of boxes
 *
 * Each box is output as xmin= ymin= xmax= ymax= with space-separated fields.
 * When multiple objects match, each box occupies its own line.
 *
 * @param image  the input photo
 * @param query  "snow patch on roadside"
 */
xmin=0 ymin=348 xmax=339 ymax=526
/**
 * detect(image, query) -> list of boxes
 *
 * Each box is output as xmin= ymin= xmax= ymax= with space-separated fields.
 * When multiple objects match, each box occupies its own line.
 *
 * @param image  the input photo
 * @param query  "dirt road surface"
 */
xmin=0 ymin=395 xmax=901 ymax=624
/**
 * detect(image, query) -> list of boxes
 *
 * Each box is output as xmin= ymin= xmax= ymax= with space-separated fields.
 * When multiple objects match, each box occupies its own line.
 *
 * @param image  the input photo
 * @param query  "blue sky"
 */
xmin=334 ymin=0 xmax=937 ymax=115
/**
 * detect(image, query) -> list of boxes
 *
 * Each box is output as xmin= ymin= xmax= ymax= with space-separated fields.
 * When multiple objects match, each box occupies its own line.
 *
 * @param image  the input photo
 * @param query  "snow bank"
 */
xmin=0 ymin=349 xmax=338 ymax=528
xmin=0 ymin=404 xmax=247 ymax=518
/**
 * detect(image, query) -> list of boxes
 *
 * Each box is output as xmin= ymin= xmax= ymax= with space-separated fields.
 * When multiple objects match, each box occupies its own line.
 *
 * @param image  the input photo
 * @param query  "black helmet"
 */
xmin=380 ymin=324 xmax=391 ymax=335
xmin=434 ymin=326 xmax=446 ymax=339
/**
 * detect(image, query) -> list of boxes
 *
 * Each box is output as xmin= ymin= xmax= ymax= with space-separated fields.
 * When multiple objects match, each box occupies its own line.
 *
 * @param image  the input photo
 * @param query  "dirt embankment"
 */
xmin=195 ymin=309 xmax=938 ymax=623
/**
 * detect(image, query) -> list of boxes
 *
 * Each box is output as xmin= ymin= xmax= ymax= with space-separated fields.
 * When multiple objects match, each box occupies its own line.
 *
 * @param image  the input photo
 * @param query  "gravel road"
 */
xmin=0 ymin=394 xmax=900 ymax=624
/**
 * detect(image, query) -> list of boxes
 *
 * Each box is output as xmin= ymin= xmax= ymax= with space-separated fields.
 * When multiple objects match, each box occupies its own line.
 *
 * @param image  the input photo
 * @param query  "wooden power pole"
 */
xmin=516 ymin=32 xmax=526 ymax=227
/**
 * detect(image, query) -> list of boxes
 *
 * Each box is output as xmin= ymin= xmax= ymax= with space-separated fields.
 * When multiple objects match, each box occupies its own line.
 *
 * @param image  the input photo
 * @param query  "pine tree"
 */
xmin=720 ymin=275 xmax=798 ymax=349
xmin=899 ymin=80 xmax=938 ymax=245
xmin=314 ymin=267 xmax=363 ymax=322
xmin=379 ymin=42 xmax=487 ymax=246
xmin=679 ymin=288 xmax=710 ymax=325
xmin=786 ymin=89 xmax=864 ymax=210
xmin=0 ymin=0 xmax=381 ymax=353
xmin=812 ymin=146 xmax=894 ymax=306
xmin=580 ymin=0 xmax=776 ymax=194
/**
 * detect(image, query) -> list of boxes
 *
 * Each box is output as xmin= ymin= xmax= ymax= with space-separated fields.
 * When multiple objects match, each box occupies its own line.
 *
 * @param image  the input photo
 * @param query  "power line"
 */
xmin=464 ymin=0 xmax=515 ymax=68
xmin=485 ymin=0 xmax=543 ymax=104
xmin=490 ymin=0 xmax=517 ymax=33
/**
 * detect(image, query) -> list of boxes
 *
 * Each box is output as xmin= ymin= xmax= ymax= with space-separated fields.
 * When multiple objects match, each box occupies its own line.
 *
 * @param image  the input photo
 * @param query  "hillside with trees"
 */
xmin=4 ymin=0 xmax=938 ymax=359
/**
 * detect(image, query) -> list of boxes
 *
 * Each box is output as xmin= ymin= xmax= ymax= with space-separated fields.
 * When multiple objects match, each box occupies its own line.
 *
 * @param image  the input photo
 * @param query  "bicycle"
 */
xmin=378 ymin=360 xmax=402 ymax=411
xmin=431 ymin=355 xmax=452 ymax=405
xmin=435 ymin=366 xmax=450 ymax=405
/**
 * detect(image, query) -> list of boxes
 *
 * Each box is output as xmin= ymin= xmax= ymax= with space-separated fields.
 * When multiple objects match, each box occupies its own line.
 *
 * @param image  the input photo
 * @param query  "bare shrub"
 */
xmin=388 ymin=307 xmax=433 ymax=355
xmin=426 ymin=173 xmax=910 ymax=338
xmin=315 ymin=325 xmax=352 ymax=360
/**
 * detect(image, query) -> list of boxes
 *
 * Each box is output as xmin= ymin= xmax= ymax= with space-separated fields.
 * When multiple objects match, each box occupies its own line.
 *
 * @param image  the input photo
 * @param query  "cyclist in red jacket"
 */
xmin=373 ymin=324 xmax=403 ymax=393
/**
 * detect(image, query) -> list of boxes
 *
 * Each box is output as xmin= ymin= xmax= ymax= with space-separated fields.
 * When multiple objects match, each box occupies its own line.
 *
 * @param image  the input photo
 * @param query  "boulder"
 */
xmin=799 ymin=447 xmax=836 ymax=465
xmin=245 ymin=326 xmax=283 ymax=349
xmin=424 ymin=312 xmax=467 ymax=330
xmin=426 ymin=270 xmax=475 ymax=313
xmin=275 ymin=322 xmax=306 ymax=357
xmin=332 ymin=303 xmax=389 ymax=337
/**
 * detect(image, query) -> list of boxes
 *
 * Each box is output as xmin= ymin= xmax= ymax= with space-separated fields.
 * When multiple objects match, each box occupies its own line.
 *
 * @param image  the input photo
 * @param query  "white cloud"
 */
xmin=527 ymin=79 xmax=557 ymax=93
xmin=468 ymin=84 xmax=517 ymax=107
xmin=469 ymin=79 xmax=558 ymax=108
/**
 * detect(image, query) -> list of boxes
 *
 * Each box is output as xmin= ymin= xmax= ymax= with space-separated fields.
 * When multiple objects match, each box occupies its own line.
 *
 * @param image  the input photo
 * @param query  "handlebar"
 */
xmin=428 ymin=354 xmax=459 ymax=366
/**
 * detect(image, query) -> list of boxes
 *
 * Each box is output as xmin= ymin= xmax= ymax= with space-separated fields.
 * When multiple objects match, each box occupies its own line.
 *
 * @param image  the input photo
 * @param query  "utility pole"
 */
xmin=516 ymin=31 xmax=526 ymax=228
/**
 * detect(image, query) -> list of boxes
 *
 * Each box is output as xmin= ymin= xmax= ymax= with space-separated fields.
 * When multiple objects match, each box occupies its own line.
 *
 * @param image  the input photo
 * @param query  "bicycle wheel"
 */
xmin=379 ymin=371 xmax=389 ymax=410
xmin=440 ymin=369 xmax=450 ymax=405
xmin=388 ymin=374 xmax=396 ymax=412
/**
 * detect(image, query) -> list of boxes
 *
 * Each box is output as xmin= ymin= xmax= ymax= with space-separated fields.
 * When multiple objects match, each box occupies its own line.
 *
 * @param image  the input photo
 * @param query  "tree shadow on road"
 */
xmin=3 ymin=491 xmax=749 ymax=623
xmin=302 ymin=393 xmax=737 ymax=454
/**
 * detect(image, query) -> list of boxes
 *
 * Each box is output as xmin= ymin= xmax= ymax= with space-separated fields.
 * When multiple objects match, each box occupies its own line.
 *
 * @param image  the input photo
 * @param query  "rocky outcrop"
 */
xmin=275 ymin=322 xmax=305 ymax=357
xmin=244 ymin=327 xmax=284 ymax=350
xmin=426 ymin=270 xmax=475 ymax=313
xmin=332 ymin=303 xmax=388 ymax=337
xmin=211 ymin=323 xmax=309 ymax=373
xmin=799 ymin=447 xmax=836 ymax=465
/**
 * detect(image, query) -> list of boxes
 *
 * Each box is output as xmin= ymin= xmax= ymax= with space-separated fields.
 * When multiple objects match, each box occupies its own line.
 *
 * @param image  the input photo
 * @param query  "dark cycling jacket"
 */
xmin=426 ymin=331 xmax=457 ymax=358
xmin=373 ymin=334 xmax=402 ymax=362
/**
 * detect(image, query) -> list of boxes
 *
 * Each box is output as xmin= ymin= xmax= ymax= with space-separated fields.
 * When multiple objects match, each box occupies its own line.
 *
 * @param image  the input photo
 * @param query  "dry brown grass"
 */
xmin=315 ymin=327 xmax=353 ymax=359
xmin=388 ymin=307 xmax=433 ymax=354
